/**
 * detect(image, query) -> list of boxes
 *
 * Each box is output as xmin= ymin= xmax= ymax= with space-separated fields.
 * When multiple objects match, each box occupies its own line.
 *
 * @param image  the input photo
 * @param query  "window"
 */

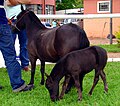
xmin=45 ymin=5 xmax=54 ymax=22
xmin=37 ymin=4 xmax=42 ymax=14
xmin=26 ymin=5 xmax=42 ymax=14
xmin=97 ymin=1 xmax=110 ymax=13
xmin=45 ymin=5 xmax=54 ymax=14
xmin=26 ymin=4 xmax=35 ymax=12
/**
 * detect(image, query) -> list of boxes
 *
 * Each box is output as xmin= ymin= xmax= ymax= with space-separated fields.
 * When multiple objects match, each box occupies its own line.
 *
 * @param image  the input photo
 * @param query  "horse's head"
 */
xmin=12 ymin=5 xmax=46 ymax=33
xmin=12 ymin=5 xmax=29 ymax=33
xmin=45 ymin=75 xmax=59 ymax=102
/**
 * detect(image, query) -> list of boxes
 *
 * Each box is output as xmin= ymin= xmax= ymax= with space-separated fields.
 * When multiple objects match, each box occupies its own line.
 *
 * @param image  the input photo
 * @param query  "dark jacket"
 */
xmin=0 ymin=0 xmax=8 ymax=24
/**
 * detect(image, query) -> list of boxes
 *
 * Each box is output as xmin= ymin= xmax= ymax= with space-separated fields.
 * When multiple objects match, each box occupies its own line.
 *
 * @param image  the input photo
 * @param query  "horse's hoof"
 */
xmin=0 ymin=85 xmax=3 ymax=89
xmin=65 ymin=86 xmax=72 ymax=94
xmin=88 ymin=93 xmax=92 ymax=96
xmin=78 ymin=98 xmax=82 ymax=101
xmin=65 ymin=83 xmax=73 ymax=94
xmin=65 ymin=89 xmax=70 ymax=94
xmin=58 ymin=96 xmax=63 ymax=100
xmin=105 ymin=86 xmax=108 ymax=93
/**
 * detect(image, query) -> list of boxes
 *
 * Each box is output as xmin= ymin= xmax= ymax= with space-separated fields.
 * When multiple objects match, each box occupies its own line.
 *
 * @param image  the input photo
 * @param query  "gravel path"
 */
xmin=89 ymin=37 xmax=120 ymax=58
xmin=89 ymin=37 xmax=117 ymax=45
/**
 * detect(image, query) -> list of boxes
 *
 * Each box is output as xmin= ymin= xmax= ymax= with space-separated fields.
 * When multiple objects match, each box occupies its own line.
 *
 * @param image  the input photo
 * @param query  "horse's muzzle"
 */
xmin=51 ymin=95 xmax=59 ymax=102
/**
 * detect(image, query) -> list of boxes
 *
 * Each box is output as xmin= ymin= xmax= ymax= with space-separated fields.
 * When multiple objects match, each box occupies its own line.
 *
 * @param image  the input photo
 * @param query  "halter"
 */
xmin=14 ymin=11 xmax=30 ymax=31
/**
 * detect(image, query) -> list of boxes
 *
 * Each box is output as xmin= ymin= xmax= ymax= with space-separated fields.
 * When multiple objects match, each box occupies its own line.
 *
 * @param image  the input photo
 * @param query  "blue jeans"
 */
xmin=12 ymin=28 xmax=29 ymax=69
xmin=0 ymin=24 xmax=25 ymax=90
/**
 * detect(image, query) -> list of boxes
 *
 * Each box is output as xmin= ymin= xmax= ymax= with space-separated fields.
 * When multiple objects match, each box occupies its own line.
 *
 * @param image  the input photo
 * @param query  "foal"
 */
xmin=45 ymin=46 xmax=108 ymax=101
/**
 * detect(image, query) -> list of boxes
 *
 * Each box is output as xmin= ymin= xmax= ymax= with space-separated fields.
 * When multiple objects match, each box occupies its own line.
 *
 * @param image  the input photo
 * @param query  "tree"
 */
xmin=74 ymin=0 xmax=83 ymax=8
xmin=56 ymin=0 xmax=83 ymax=11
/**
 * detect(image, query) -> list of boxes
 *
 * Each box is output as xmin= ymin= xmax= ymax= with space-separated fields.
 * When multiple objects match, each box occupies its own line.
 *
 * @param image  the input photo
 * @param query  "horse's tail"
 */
xmin=92 ymin=46 xmax=108 ymax=68
xmin=78 ymin=28 xmax=90 ymax=49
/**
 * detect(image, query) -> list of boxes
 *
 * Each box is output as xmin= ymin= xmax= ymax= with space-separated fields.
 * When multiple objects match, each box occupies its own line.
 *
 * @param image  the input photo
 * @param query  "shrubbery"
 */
xmin=115 ymin=26 xmax=120 ymax=47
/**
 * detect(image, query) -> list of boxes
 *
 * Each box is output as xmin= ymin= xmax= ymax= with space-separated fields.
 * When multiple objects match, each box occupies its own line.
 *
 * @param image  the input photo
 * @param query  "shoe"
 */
xmin=13 ymin=83 xmax=26 ymax=92
xmin=21 ymin=84 xmax=34 ymax=92
xmin=13 ymin=84 xmax=34 ymax=92
xmin=23 ymin=66 xmax=30 ymax=71
xmin=0 ymin=85 xmax=3 ymax=89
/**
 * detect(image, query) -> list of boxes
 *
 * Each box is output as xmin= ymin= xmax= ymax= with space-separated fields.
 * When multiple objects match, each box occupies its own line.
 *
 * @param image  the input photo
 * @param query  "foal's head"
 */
xmin=45 ymin=76 xmax=59 ymax=102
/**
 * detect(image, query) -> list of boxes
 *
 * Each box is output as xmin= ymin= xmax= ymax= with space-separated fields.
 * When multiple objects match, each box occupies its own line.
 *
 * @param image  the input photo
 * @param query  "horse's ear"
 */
xmin=45 ymin=73 xmax=49 ymax=77
xmin=21 ymin=4 xmax=24 ymax=11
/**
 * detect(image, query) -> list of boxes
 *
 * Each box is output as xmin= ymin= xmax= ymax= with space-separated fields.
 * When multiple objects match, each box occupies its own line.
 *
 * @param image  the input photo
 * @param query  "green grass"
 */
xmin=93 ymin=44 xmax=120 ymax=53
xmin=0 ymin=62 xmax=120 ymax=106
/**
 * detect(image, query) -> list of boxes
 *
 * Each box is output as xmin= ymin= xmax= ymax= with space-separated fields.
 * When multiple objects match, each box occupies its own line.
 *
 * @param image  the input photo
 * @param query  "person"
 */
xmin=52 ymin=19 xmax=57 ymax=28
xmin=0 ymin=0 xmax=31 ymax=92
xmin=5 ymin=3 xmax=30 ymax=71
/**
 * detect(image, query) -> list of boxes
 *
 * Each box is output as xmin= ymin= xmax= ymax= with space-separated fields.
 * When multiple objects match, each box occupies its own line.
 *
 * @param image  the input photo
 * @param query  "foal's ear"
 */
xmin=21 ymin=4 xmax=24 ymax=11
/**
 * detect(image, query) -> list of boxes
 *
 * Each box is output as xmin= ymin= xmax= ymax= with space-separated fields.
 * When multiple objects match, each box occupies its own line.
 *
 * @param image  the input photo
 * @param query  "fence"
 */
xmin=36 ymin=13 xmax=120 ymax=19
xmin=37 ymin=13 xmax=120 ymax=43
xmin=0 ymin=13 xmax=120 ymax=68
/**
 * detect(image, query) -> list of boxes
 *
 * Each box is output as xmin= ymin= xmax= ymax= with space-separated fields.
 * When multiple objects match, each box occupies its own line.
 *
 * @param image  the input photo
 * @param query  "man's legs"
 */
xmin=18 ymin=29 xmax=29 ymax=70
xmin=0 ymin=24 xmax=25 ymax=91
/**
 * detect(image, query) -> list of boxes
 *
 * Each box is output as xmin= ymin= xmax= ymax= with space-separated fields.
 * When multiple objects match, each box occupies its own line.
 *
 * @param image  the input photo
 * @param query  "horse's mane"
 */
xmin=28 ymin=11 xmax=46 ymax=29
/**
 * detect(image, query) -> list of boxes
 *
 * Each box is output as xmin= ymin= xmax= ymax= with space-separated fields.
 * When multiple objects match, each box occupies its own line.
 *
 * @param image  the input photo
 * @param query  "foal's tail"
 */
xmin=93 ymin=46 xmax=108 ymax=68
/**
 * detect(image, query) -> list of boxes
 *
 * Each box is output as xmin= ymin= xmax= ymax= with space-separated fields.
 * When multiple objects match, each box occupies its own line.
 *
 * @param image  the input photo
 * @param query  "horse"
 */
xmin=45 ymin=46 xmax=108 ymax=101
xmin=13 ymin=5 xmax=90 ymax=90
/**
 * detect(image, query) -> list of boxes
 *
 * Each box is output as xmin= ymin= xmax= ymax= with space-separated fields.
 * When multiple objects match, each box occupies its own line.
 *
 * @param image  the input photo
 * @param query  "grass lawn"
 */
xmin=94 ymin=44 xmax=120 ymax=53
xmin=0 ymin=62 xmax=120 ymax=106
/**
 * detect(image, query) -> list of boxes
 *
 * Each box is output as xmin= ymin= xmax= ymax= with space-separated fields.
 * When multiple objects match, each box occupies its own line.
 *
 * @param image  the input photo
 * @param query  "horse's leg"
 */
xmin=72 ymin=74 xmax=82 ymax=101
xmin=59 ymin=75 xmax=71 ymax=99
xmin=89 ymin=69 xmax=100 ymax=95
xmin=27 ymin=56 xmax=37 ymax=90
xmin=65 ymin=77 xmax=74 ymax=94
xmin=28 ymin=56 xmax=37 ymax=85
xmin=100 ymin=70 xmax=108 ymax=93
xmin=40 ymin=61 xmax=45 ymax=85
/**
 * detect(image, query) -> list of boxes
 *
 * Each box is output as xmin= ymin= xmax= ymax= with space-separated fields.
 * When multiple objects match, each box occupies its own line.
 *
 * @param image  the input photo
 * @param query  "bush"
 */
xmin=115 ymin=26 xmax=120 ymax=39
xmin=115 ymin=26 xmax=120 ymax=47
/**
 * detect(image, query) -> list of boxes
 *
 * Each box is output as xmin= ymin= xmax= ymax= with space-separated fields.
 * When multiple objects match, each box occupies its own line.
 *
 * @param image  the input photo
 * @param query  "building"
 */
xmin=84 ymin=0 xmax=120 ymax=38
xmin=26 ymin=0 xmax=55 ymax=15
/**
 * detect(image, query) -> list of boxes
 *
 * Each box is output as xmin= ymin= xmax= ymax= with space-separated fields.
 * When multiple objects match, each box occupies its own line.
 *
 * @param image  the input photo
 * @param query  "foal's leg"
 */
xmin=40 ymin=61 xmax=45 ymax=85
xmin=65 ymin=77 xmax=74 ymax=94
xmin=79 ymin=74 xmax=85 ymax=92
xmin=59 ymin=75 xmax=71 ymax=99
xmin=72 ymin=74 xmax=82 ymax=101
xmin=65 ymin=74 xmax=84 ymax=94
xmin=100 ymin=70 xmax=108 ymax=93
xmin=89 ymin=69 xmax=100 ymax=95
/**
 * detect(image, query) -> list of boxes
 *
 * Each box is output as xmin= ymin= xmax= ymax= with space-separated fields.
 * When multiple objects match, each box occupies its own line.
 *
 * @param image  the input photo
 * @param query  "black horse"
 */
xmin=13 ymin=5 xmax=90 ymax=90
xmin=45 ymin=46 xmax=108 ymax=101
